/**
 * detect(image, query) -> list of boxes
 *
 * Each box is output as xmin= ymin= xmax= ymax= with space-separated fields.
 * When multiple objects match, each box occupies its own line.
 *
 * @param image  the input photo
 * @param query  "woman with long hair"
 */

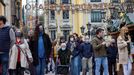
xmin=117 ymin=26 xmax=132 ymax=75
xmin=67 ymin=35 xmax=81 ymax=75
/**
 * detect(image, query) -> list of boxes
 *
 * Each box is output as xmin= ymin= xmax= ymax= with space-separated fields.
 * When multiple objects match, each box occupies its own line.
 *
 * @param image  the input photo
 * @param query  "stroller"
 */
xmin=55 ymin=48 xmax=71 ymax=75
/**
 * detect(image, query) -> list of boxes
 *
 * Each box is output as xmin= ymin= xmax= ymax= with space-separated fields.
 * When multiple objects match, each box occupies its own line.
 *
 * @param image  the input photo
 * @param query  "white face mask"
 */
xmin=61 ymin=47 xmax=66 ymax=51
xmin=85 ymin=40 xmax=89 ymax=43
xmin=70 ymin=38 xmax=74 ymax=41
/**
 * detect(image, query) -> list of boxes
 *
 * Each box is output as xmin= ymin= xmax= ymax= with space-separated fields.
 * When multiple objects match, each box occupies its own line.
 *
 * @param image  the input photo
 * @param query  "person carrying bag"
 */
xmin=9 ymin=30 xmax=33 ymax=75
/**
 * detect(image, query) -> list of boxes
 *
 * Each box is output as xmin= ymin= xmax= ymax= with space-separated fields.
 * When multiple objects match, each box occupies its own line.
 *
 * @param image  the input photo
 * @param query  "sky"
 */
xmin=22 ymin=0 xmax=44 ymax=16
xmin=22 ymin=0 xmax=26 ymax=6
xmin=22 ymin=0 xmax=44 ymax=6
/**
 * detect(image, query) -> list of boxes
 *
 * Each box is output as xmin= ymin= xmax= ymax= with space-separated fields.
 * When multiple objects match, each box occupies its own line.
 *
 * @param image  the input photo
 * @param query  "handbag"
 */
xmin=24 ymin=69 xmax=30 ymax=75
xmin=16 ymin=45 xmax=31 ymax=75
xmin=16 ymin=45 xmax=31 ymax=64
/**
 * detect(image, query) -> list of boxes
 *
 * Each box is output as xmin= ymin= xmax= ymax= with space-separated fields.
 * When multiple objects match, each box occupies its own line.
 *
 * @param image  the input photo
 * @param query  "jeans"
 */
xmin=95 ymin=57 xmax=109 ymax=75
xmin=123 ymin=59 xmax=132 ymax=75
xmin=0 ymin=53 xmax=9 ymax=75
xmin=47 ymin=58 xmax=55 ymax=72
xmin=71 ymin=55 xmax=81 ymax=75
xmin=36 ymin=58 xmax=46 ymax=75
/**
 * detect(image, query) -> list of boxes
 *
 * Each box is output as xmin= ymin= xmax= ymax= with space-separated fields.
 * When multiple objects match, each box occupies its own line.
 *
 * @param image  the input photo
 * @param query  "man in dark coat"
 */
xmin=34 ymin=24 xmax=52 ymax=75
xmin=0 ymin=16 xmax=16 ymax=75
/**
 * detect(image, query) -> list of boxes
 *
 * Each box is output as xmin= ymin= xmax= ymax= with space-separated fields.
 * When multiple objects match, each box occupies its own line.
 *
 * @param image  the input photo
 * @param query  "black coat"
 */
xmin=58 ymin=48 xmax=71 ymax=65
xmin=34 ymin=33 xmax=52 ymax=64
xmin=28 ymin=36 xmax=38 ymax=66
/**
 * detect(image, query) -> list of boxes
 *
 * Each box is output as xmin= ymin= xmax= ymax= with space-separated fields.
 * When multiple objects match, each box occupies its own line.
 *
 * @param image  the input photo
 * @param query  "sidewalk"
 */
xmin=46 ymin=72 xmax=84 ymax=75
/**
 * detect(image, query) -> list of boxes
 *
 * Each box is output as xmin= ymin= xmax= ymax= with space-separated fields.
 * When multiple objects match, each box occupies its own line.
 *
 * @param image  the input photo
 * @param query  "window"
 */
xmin=62 ymin=0 xmax=69 ymax=4
xmin=63 ymin=30 xmax=70 ymax=41
xmin=91 ymin=0 xmax=101 ymax=2
xmin=63 ymin=10 xmax=69 ymax=19
xmin=51 ymin=30 xmax=56 ymax=41
xmin=50 ymin=0 xmax=56 ymax=4
xmin=112 ymin=0 xmax=119 ymax=3
xmin=91 ymin=10 xmax=102 ymax=22
xmin=50 ymin=10 xmax=55 ymax=20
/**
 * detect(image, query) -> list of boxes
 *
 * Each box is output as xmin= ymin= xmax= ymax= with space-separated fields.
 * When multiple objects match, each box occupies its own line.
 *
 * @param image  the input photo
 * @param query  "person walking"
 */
xmin=107 ymin=39 xmax=118 ymax=75
xmin=27 ymin=30 xmax=38 ymax=75
xmin=117 ymin=26 xmax=132 ymax=75
xmin=80 ymin=35 xmax=93 ymax=75
xmin=34 ymin=24 xmax=52 ymax=75
xmin=58 ymin=43 xmax=71 ymax=65
xmin=67 ymin=35 xmax=81 ymax=75
xmin=91 ymin=28 xmax=109 ymax=75
xmin=0 ymin=16 xmax=16 ymax=75
xmin=8 ymin=30 xmax=33 ymax=75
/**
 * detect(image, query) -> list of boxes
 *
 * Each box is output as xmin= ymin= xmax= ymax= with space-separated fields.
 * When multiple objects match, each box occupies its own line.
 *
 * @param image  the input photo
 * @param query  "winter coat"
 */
xmin=80 ymin=42 xmax=93 ymax=58
xmin=66 ymin=41 xmax=81 ymax=58
xmin=34 ymin=33 xmax=52 ymax=64
xmin=28 ymin=36 xmax=38 ymax=66
xmin=9 ymin=39 xmax=33 ymax=69
xmin=117 ymin=36 xmax=129 ymax=64
xmin=91 ymin=36 xmax=107 ymax=57
xmin=58 ymin=48 xmax=71 ymax=65
xmin=107 ymin=44 xmax=118 ymax=61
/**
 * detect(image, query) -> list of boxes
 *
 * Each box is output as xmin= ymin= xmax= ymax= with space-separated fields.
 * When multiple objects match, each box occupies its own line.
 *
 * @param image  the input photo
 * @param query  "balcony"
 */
xmin=50 ymin=20 xmax=56 ymax=23
xmin=49 ymin=19 xmax=56 ymax=26
xmin=62 ymin=19 xmax=70 ymax=26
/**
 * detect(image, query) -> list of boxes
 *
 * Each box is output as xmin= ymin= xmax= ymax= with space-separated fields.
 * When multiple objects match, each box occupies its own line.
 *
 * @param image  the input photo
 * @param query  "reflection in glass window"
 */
xmin=50 ymin=10 xmax=55 ymax=20
xmin=91 ymin=10 xmax=102 ymax=22
xmin=63 ymin=10 xmax=69 ymax=19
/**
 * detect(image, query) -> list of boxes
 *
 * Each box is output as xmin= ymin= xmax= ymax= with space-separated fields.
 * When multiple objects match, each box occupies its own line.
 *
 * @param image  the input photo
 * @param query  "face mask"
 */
xmin=39 ymin=26 xmax=43 ymax=32
xmin=85 ymin=40 xmax=89 ymax=43
xmin=61 ymin=47 xmax=66 ymax=51
xmin=16 ymin=32 xmax=22 ymax=37
xmin=70 ymin=38 xmax=74 ymax=41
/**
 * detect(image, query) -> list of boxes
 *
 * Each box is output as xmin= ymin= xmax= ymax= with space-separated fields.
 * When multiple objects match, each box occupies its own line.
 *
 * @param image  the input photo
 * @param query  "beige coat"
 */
xmin=117 ymin=36 xmax=128 ymax=64
xmin=9 ymin=39 xmax=33 ymax=69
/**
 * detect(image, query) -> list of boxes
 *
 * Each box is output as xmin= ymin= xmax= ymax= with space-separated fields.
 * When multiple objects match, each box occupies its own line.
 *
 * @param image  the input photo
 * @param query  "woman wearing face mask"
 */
xmin=8 ymin=30 xmax=33 ymax=75
xmin=67 ymin=35 xmax=81 ymax=75
xmin=58 ymin=43 xmax=71 ymax=65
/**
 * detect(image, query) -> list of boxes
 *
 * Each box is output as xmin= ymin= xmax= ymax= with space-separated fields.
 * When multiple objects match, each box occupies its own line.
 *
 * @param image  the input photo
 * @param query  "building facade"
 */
xmin=0 ymin=0 xmax=21 ymax=26
xmin=0 ymin=0 xmax=5 ymax=16
xmin=11 ymin=0 xmax=22 ymax=27
xmin=43 ymin=0 xmax=112 ymax=41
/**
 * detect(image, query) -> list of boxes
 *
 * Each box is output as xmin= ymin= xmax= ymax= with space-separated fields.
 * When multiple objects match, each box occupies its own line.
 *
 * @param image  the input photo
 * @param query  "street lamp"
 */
xmin=86 ymin=22 xmax=91 ymax=31
xmin=80 ymin=26 xmax=85 ymax=35
xmin=86 ymin=22 xmax=91 ymax=36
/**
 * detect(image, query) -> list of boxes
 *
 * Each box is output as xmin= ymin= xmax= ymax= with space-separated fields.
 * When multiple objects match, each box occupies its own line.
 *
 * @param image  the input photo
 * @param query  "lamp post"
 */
xmin=35 ymin=0 xmax=38 ymax=26
xmin=80 ymin=26 xmax=85 ymax=35
xmin=86 ymin=22 xmax=91 ymax=36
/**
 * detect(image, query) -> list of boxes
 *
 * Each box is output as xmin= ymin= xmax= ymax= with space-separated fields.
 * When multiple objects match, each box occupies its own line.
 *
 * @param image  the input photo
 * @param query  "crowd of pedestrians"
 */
xmin=0 ymin=16 xmax=134 ymax=75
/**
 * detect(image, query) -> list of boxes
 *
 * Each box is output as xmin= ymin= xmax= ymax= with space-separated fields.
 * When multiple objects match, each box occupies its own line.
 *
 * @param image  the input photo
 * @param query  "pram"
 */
xmin=55 ymin=57 xmax=70 ymax=75
xmin=55 ymin=50 xmax=71 ymax=75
